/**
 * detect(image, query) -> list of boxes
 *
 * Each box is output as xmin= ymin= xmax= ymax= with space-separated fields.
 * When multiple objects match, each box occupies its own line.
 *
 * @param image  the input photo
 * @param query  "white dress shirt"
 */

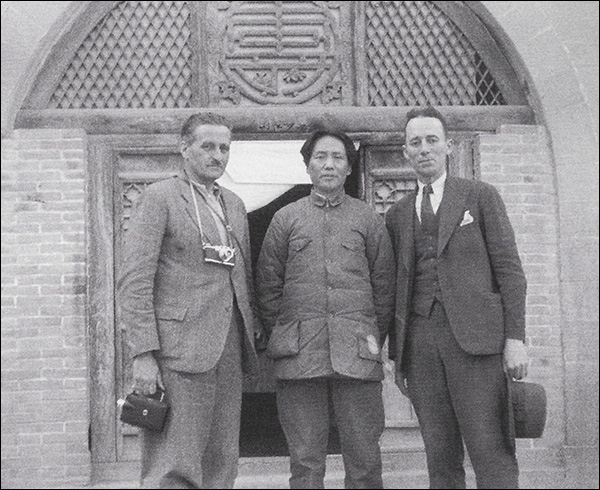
xmin=415 ymin=172 xmax=446 ymax=221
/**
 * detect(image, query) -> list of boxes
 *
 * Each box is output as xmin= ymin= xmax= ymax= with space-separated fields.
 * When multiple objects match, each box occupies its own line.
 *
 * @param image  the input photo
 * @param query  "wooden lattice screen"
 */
xmin=47 ymin=0 xmax=510 ymax=108
xmin=49 ymin=1 xmax=192 ymax=109
xmin=366 ymin=0 xmax=505 ymax=106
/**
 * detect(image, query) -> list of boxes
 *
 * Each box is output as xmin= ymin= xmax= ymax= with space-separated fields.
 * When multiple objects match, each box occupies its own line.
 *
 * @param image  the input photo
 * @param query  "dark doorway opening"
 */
xmin=239 ymin=392 xmax=342 ymax=457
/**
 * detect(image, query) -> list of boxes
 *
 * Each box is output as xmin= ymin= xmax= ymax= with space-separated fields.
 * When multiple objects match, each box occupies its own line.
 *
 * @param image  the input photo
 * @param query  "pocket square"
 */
xmin=460 ymin=210 xmax=474 ymax=226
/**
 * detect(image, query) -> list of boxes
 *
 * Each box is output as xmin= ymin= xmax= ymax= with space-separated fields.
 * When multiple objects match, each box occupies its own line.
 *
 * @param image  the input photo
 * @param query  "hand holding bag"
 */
xmin=117 ymin=389 xmax=169 ymax=432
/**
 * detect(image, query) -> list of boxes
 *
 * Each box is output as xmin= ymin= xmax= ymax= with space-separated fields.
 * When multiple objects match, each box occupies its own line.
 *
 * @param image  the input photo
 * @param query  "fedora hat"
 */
xmin=510 ymin=380 xmax=547 ymax=439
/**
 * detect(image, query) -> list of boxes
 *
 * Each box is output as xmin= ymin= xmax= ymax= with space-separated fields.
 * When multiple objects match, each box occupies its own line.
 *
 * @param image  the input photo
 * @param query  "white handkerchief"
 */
xmin=460 ymin=210 xmax=474 ymax=226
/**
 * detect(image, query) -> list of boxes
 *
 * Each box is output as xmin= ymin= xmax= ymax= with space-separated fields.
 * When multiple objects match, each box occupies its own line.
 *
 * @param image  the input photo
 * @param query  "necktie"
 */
xmin=421 ymin=184 xmax=435 ymax=230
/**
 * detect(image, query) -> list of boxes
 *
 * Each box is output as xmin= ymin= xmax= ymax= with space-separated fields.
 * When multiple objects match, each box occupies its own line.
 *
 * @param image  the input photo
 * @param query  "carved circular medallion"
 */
xmin=221 ymin=1 xmax=340 ymax=104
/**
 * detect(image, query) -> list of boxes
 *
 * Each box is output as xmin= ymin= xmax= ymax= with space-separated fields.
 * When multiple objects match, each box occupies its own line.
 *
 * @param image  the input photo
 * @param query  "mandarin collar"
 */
xmin=310 ymin=188 xmax=346 ymax=207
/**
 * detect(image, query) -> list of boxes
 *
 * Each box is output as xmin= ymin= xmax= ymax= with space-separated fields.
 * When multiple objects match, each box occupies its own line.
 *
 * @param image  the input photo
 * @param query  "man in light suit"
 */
xmin=118 ymin=112 xmax=260 ymax=489
xmin=385 ymin=107 xmax=529 ymax=489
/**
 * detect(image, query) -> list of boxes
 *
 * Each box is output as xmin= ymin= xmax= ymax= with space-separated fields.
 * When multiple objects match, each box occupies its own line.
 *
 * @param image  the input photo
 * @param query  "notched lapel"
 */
xmin=437 ymin=178 xmax=470 ymax=256
xmin=400 ymin=194 xmax=416 ymax=270
xmin=220 ymin=189 xmax=244 ymax=247
xmin=178 ymin=177 xmax=221 ymax=246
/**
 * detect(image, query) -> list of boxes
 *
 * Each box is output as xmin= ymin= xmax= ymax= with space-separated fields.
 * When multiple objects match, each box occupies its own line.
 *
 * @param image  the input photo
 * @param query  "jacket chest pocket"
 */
xmin=340 ymin=230 xmax=367 ymax=271
xmin=341 ymin=229 xmax=366 ymax=256
xmin=288 ymin=237 xmax=312 ymax=262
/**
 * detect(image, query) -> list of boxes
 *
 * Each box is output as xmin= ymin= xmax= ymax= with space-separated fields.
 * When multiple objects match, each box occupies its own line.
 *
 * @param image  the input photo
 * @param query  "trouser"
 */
xmin=276 ymin=376 xmax=385 ymax=489
xmin=140 ymin=306 xmax=243 ymax=489
xmin=405 ymin=300 xmax=518 ymax=489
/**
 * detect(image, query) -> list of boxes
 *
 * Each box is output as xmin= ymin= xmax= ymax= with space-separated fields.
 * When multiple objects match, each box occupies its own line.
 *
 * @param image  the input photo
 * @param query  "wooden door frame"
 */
xmin=81 ymin=105 xmax=533 ymax=480
xmin=88 ymin=134 xmax=180 ymax=481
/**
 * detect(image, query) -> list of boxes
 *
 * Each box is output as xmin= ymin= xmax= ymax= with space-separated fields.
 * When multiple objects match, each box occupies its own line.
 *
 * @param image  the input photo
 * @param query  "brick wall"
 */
xmin=1 ymin=128 xmax=90 ymax=488
xmin=476 ymin=125 xmax=565 ymax=484
xmin=0 ymin=123 xmax=573 ymax=487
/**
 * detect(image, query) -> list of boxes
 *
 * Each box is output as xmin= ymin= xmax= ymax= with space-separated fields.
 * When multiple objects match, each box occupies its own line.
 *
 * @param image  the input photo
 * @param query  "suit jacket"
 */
xmin=118 ymin=174 xmax=259 ymax=374
xmin=385 ymin=176 xmax=526 ymax=373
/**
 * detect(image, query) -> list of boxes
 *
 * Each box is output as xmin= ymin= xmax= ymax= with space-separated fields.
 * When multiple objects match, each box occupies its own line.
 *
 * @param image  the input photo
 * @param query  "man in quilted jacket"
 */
xmin=257 ymin=129 xmax=396 ymax=489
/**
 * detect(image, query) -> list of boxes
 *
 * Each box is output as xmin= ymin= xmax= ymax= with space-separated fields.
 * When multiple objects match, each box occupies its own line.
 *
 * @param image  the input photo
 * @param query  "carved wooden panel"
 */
xmin=39 ymin=1 xmax=529 ymax=111
xmin=207 ymin=1 xmax=353 ymax=106
xmin=113 ymin=149 xmax=181 ymax=461
xmin=50 ymin=1 xmax=193 ymax=109
xmin=365 ymin=1 xmax=505 ymax=106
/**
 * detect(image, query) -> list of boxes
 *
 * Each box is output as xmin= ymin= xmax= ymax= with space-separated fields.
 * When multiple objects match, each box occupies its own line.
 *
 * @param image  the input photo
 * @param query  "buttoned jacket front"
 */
xmin=257 ymin=191 xmax=395 ymax=381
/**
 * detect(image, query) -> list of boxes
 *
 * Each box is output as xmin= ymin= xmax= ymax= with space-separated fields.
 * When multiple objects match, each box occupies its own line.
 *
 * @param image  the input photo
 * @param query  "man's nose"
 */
xmin=209 ymin=149 xmax=227 ymax=161
xmin=322 ymin=156 xmax=335 ymax=168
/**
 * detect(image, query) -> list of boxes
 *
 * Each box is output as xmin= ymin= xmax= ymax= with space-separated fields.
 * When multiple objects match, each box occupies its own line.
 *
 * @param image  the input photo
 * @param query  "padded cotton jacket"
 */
xmin=256 ymin=190 xmax=395 ymax=381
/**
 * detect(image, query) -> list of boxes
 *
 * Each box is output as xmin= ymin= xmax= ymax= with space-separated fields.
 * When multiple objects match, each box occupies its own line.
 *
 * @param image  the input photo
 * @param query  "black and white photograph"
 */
xmin=1 ymin=1 xmax=598 ymax=488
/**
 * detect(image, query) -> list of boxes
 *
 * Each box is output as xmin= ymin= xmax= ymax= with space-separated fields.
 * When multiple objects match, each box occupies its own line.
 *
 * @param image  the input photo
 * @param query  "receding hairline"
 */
xmin=180 ymin=113 xmax=232 ymax=143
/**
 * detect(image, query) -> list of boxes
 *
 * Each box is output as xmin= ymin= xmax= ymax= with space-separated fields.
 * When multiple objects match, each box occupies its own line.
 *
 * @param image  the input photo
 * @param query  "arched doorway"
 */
xmin=16 ymin=0 xmax=533 ymax=480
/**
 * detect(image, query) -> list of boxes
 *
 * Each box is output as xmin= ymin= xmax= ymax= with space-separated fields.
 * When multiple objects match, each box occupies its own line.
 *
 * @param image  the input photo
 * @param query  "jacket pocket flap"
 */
xmin=358 ymin=334 xmax=382 ymax=362
xmin=267 ymin=320 xmax=300 ymax=359
xmin=155 ymin=305 xmax=188 ymax=321
xmin=342 ymin=240 xmax=363 ymax=253
xmin=292 ymin=238 xmax=312 ymax=252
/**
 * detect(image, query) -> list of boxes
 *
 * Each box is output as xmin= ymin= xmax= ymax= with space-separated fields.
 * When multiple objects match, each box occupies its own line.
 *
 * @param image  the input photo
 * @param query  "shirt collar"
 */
xmin=310 ymin=188 xmax=346 ymax=207
xmin=183 ymin=170 xmax=221 ymax=199
xmin=417 ymin=172 xmax=446 ymax=196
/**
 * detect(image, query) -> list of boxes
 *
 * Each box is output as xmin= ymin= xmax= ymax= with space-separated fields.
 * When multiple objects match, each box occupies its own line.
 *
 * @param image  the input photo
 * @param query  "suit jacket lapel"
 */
xmin=437 ymin=177 xmax=469 ymax=256
xmin=177 ymin=176 xmax=222 ymax=246
xmin=219 ymin=189 xmax=243 ymax=249
xmin=400 ymin=192 xmax=416 ymax=270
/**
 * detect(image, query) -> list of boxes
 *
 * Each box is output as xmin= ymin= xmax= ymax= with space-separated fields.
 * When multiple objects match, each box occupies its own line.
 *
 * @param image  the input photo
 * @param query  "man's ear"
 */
xmin=179 ymin=139 xmax=189 ymax=157
xmin=446 ymin=138 xmax=453 ymax=155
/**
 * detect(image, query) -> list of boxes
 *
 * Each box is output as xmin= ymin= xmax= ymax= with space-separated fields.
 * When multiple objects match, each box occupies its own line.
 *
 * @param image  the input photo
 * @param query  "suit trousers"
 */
xmin=140 ymin=305 xmax=243 ymax=489
xmin=276 ymin=376 xmax=385 ymax=489
xmin=405 ymin=300 xmax=518 ymax=489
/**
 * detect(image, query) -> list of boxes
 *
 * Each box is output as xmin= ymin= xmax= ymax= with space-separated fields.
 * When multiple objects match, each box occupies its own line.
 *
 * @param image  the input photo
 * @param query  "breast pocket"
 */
xmin=341 ymin=229 xmax=368 ymax=272
xmin=288 ymin=237 xmax=312 ymax=262
xmin=341 ymin=228 xmax=366 ymax=254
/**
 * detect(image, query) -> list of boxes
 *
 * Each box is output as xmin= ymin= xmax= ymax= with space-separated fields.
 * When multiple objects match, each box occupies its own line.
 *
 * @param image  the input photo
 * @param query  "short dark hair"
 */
xmin=300 ymin=129 xmax=358 ymax=170
xmin=181 ymin=112 xmax=232 ymax=144
xmin=404 ymin=107 xmax=448 ymax=137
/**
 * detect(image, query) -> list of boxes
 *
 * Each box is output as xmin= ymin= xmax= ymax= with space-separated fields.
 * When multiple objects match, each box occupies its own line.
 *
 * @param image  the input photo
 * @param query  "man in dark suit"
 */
xmin=118 ymin=113 xmax=260 ymax=488
xmin=385 ymin=107 xmax=529 ymax=489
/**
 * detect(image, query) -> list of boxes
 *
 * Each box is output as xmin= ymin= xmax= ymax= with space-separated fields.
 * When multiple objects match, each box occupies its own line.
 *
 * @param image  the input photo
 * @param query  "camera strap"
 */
xmin=187 ymin=177 xmax=249 ymax=267
xmin=189 ymin=180 xmax=233 ymax=247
